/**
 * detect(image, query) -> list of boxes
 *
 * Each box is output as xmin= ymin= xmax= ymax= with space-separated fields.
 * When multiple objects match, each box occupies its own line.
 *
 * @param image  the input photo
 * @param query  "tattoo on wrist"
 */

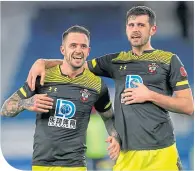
xmin=111 ymin=130 xmax=118 ymax=138
xmin=19 ymin=97 xmax=35 ymax=109
xmin=111 ymin=129 xmax=120 ymax=140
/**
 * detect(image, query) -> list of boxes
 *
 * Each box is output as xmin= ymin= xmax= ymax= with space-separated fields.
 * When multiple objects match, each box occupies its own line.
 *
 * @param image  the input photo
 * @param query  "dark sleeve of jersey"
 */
xmin=17 ymin=76 xmax=41 ymax=99
xmin=169 ymin=55 xmax=190 ymax=91
xmin=94 ymin=79 xmax=112 ymax=113
xmin=87 ymin=54 xmax=116 ymax=78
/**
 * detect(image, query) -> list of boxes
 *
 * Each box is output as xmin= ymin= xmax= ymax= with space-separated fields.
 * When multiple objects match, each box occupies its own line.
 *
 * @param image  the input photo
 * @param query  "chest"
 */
xmin=112 ymin=61 xmax=170 ymax=85
xmin=36 ymin=84 xmax=99 ymax=112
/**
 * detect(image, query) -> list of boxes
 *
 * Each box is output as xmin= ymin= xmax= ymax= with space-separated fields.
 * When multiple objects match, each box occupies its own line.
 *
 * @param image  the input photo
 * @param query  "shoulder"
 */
xmin=84 ymin=69 xmax=102 ymax=83
xmin=93 ymin=52 xmax=122 ymax=62
xmin=84 ymin=69 xmax=105 ymax=93
xmin=154 ymin=49 xmax=175 ymax=64
xmin=110 ymin=51 xmax=129 ymax=62
xmin=45 ymin=65 xmax=59 ymax=75
xmin=44 ymin=65 xmax=69 ymax=83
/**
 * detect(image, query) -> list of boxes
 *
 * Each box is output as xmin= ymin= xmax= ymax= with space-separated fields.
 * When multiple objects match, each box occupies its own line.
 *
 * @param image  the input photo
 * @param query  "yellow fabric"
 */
xmin=104 ymin=101 xmax=112 ymax=110
xmin=44 ymin=66 xmax=102 ymax=93
xmin=32 ymin=166 xmax=87 ymax=171
xmin=19 ymin=87 xmax=27 ymax=97
xmin=176 ymin=80 xmax=189 ymax=86
xmin=92 ymin=59 xmax=97 ymax=68
xmin=111 ymin=50 xmax=174 ymax=65
xmin=113 ymin=143 xmax=180 ymax=171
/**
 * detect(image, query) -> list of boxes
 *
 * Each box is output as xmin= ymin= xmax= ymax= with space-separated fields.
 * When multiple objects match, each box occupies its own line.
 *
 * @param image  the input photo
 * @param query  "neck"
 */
xmin=60 ymin=61 xmax=84 ymax=78
xmin=132 ymin=42 xmax=154 ymax=56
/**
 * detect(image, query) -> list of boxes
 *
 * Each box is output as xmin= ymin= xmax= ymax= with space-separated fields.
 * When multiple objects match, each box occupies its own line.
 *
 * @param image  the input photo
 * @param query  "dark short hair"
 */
xmin=62 ymin=25 xmax=90 ymax=43
xmin=126 ymin=6 xmax=156 ymax=26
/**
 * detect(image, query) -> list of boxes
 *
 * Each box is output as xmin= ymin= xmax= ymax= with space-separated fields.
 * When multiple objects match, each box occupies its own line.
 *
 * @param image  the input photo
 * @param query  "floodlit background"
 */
xmin=1 ymin=1 xmax=194 ymax=170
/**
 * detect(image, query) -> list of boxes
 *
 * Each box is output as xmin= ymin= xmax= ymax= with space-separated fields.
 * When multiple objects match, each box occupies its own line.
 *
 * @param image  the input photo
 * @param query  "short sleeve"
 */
xmin=169 ymin=55 xmax=190 ymax=91
xmin=94 ymin=79 xmax=112 ymax=113
xmin=88 ymin=53 xmax=118 ymax=78
xmin=17 ymin=77 xmax=41 ymax=99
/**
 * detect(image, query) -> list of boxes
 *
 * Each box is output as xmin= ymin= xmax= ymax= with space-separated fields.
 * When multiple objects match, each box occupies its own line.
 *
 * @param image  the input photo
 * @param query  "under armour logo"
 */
xmin=48 ymin=87 xmax=57 ymax=92
xmin=119 ymin=65 xmax=127 ymax=70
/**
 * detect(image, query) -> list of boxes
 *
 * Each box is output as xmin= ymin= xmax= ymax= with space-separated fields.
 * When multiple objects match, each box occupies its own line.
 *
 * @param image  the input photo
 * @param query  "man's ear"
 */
xmin=87 ymin=47 xmax=91 ymax=56
xmin=150 ymin=25 xmax=157 ymax=36
xmin=60 ymin=45 xmax=65 ymax=55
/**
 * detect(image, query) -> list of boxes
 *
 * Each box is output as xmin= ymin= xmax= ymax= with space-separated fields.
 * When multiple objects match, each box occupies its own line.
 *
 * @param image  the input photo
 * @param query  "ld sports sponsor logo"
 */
xmin=48 ymin=99 xmax=76 ymax=129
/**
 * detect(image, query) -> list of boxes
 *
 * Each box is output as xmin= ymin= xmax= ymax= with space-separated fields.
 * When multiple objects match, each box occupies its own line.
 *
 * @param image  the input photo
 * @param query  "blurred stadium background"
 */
xmin=0 ymin=1 xmax=194 ymax=171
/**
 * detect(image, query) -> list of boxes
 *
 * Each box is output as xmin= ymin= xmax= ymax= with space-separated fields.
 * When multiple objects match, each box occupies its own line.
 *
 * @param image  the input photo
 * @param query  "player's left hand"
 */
xmin=106 ymin=136 xmax=120 ymax=160
xmin=121 ymin=82 xmax=152 ymax=105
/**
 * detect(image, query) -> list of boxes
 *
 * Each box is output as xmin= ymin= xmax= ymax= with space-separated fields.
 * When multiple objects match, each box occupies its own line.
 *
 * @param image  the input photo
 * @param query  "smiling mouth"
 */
xmin=73 ymin=56 xmax=83 ymax=59
xmin=131 ymin=36 xmax=141 ymax=39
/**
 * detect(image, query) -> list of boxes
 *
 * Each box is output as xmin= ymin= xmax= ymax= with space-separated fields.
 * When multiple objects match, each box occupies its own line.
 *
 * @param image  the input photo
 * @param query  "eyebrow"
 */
xmin=127 ymin=22 xmax=146 ymax=25
xmin=69 ymin=43 xmax=88 ymax=46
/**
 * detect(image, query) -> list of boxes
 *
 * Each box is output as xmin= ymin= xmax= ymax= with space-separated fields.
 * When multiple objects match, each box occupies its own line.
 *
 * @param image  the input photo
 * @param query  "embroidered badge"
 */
xmin=148 ymin=63 xmax=159 ymax=74
xmin=80 ymin=89 xmax=91 ymax=102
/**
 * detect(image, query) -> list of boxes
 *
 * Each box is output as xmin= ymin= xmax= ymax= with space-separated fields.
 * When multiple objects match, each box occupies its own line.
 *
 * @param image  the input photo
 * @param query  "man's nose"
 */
xmin=132 ymin=25 xmax=139 ymax=31
xmin=75 ymin=46 xmax=82 ymax=53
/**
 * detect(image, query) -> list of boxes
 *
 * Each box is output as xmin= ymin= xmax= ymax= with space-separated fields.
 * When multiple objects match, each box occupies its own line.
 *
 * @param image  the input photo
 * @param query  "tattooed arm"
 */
xmin=94 ymin=80 xmax=120 ymax=160
xmin=1 ymin=92 xmax=53 ymax=117
xmin=98 ymin=107 xmax=121 ymax=144
xmin=98 ymin=107 xmax=121 ymax=160
xmin=1 ymin=92 xmax=25 ymax=117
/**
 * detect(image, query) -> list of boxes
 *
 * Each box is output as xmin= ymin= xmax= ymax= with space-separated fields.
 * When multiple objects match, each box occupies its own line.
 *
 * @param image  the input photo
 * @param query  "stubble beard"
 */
xmin=72 ymin=62 xmax=85 ymax=70
xmin=70 ymin=57 xmax=85 ymax=70
xmin=131 ymin=36 xmax=150 ymax=48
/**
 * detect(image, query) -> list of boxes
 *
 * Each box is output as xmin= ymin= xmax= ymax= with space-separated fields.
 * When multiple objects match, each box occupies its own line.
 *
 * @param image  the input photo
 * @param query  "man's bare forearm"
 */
xmin=37 ymin=59 xmax=63 ymax=69
xmin=98 ymin=108 xmax=121 ymax=143
xmin=1 ymin=92 xmax=35 ymax=117
xmin=44 ymin=59 xmax=63 ymax=69
xmin=1 ymin=92 xmax=25 ymax=117
xmin=149 ymin=89 xmax=194 ymax=115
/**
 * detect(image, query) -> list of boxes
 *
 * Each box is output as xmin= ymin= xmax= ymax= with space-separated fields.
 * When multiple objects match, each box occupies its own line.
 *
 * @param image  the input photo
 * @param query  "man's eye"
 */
xmin=71 ymin=44 xmax=76 ymax=48
xmin=138 ymin=23 xmax=144 ymax=27
xmin=81 ymin=45 xmax=87 ymax=48
xmin=128 ymin=23 xmax=134 ymax=27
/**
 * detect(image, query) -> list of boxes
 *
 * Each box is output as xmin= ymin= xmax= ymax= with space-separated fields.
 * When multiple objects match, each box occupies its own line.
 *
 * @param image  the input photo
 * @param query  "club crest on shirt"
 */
xmin=180 ymin=66 xmax=187 ymax=77
xmin=80 ymin=89 xmax=91 ymax=102
xmin=148 ymin=63 xmax=159 ymax=74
